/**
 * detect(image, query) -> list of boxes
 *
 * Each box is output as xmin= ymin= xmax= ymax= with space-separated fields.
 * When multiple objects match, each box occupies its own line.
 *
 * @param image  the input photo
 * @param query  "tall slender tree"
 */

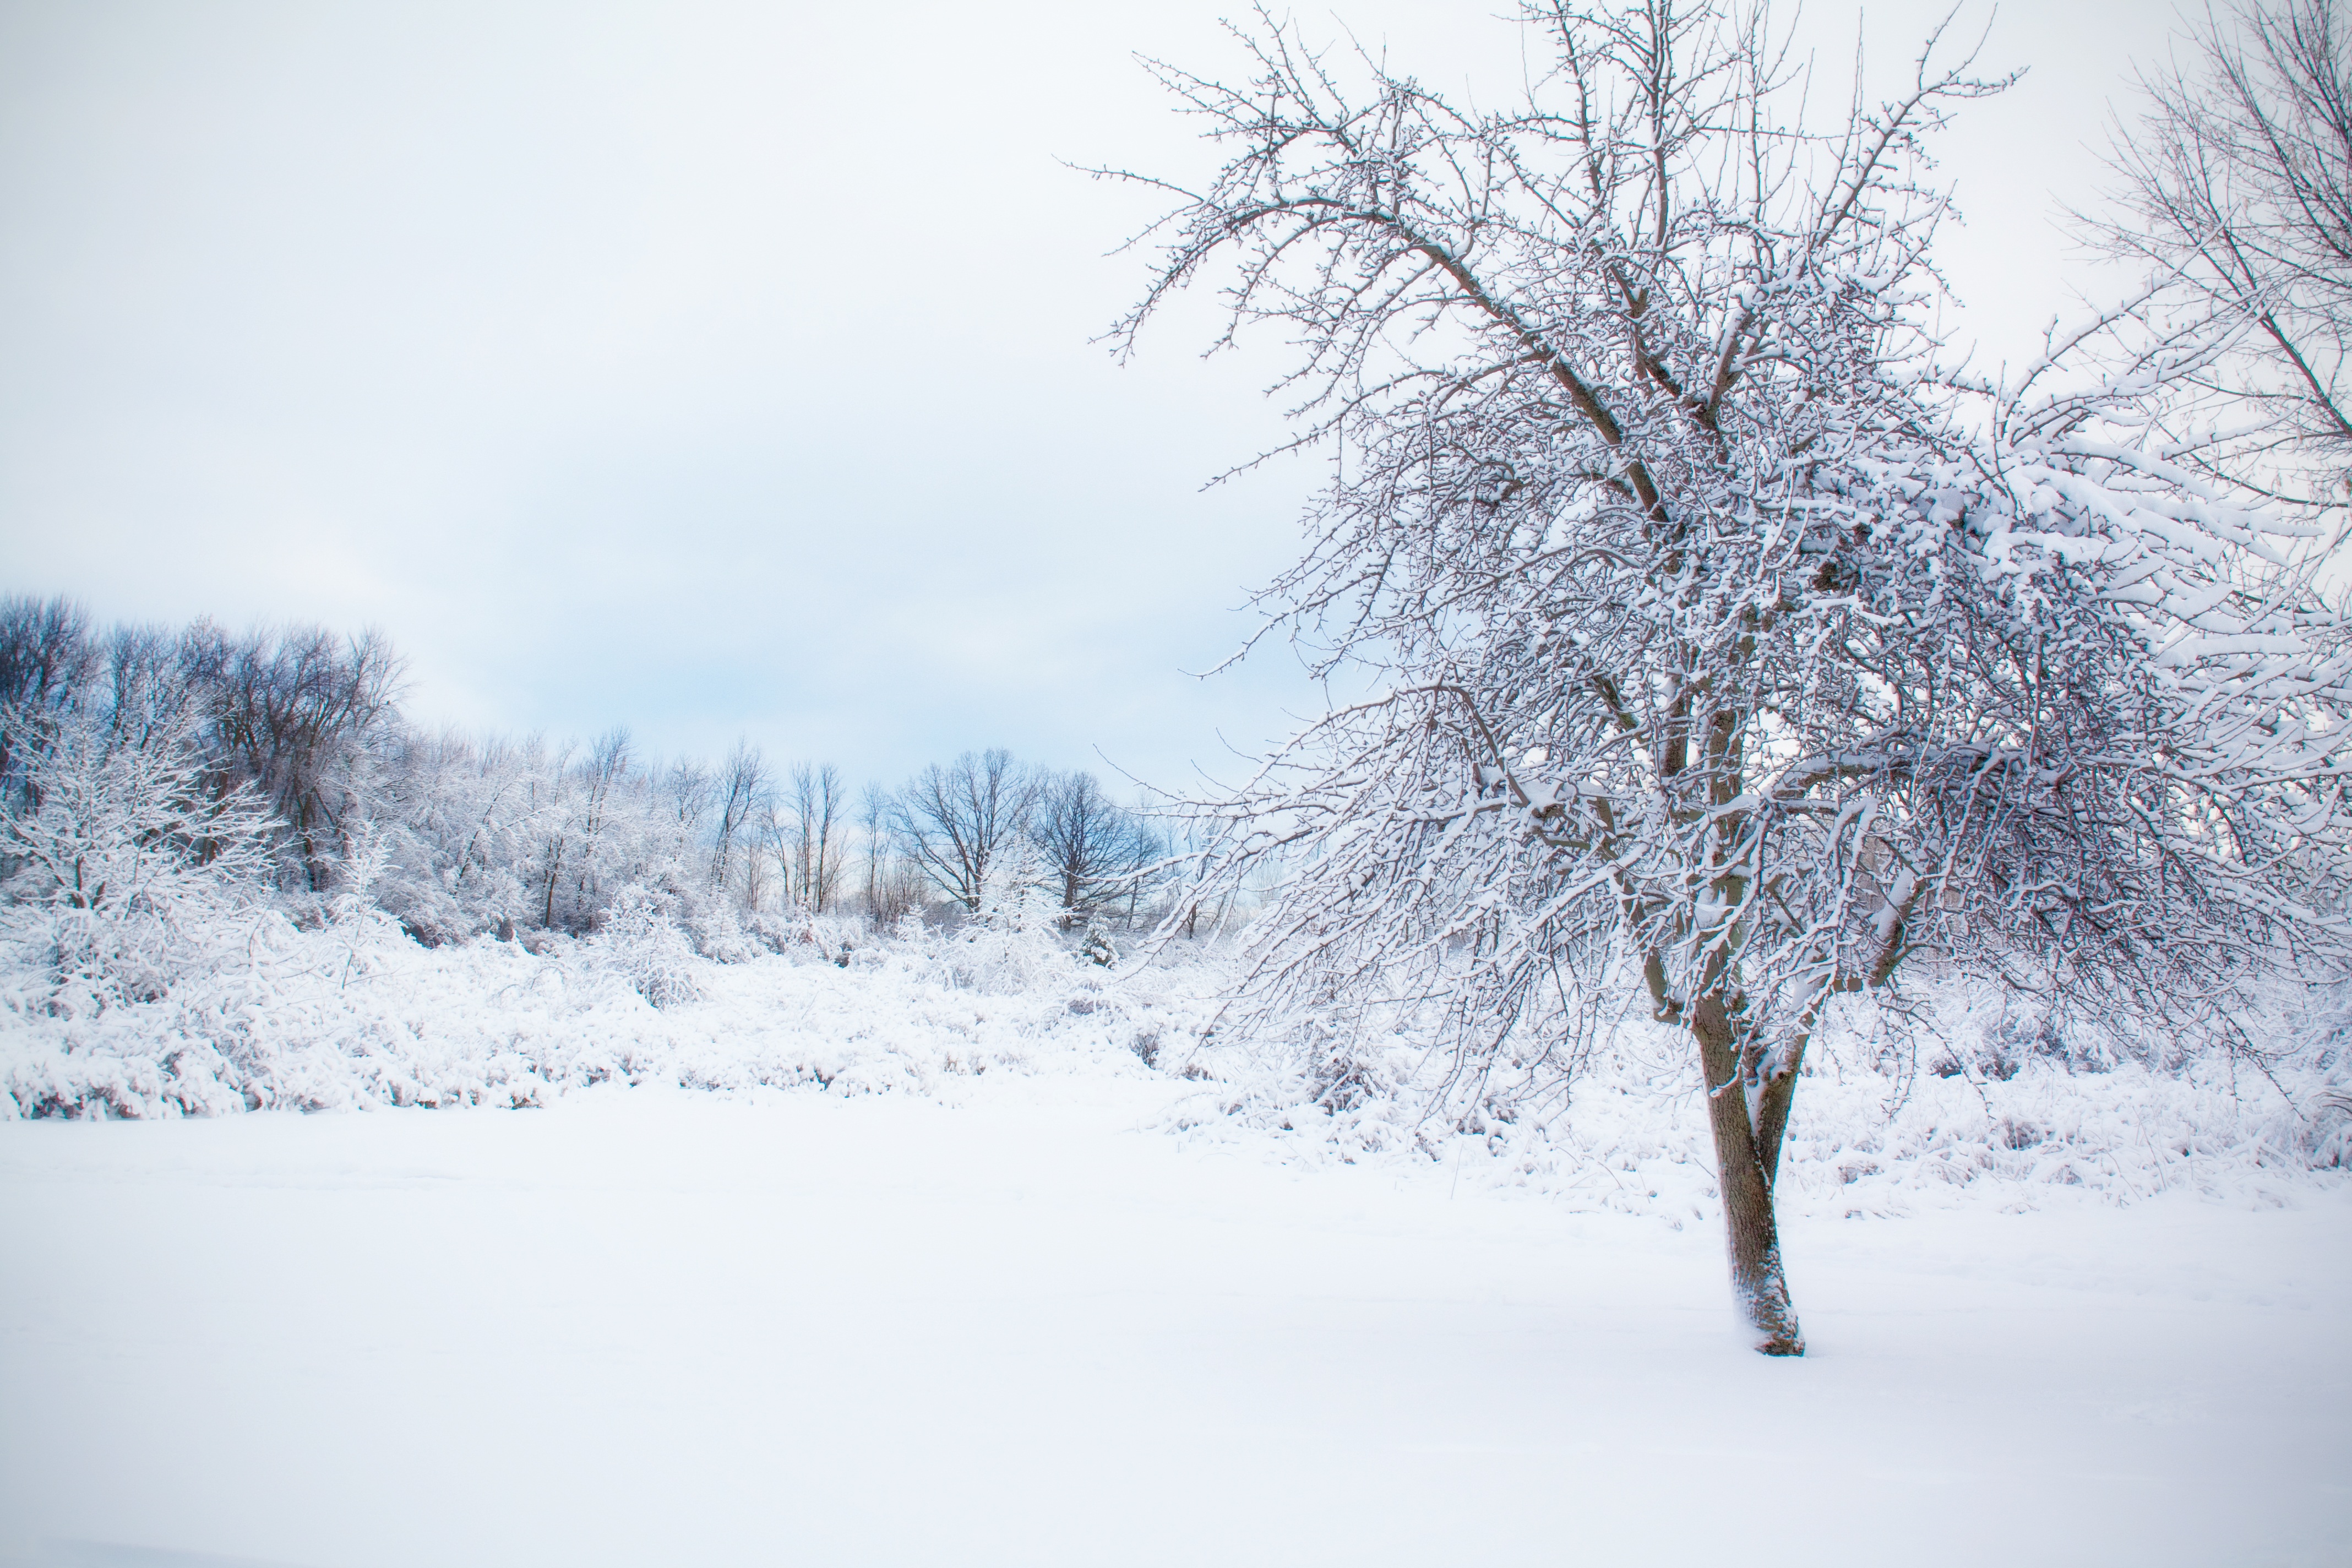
xmin=710 ymin=739 xmax=767 ymax=898
xmin=787 ymin=762 xmax=845 ymax=912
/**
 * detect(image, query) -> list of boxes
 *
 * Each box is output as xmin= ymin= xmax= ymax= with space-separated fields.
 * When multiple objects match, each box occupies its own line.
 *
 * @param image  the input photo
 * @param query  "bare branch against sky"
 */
xmin=0 ymin=0 xmax=2165 ymax=788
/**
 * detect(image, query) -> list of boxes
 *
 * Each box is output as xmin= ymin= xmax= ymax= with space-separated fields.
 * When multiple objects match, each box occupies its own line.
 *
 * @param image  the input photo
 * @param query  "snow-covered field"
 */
xmin=3 ymin=1050 xmax=2349 ymax=1567
xmin=3 ymin=923 xmax=2349 ymax=1567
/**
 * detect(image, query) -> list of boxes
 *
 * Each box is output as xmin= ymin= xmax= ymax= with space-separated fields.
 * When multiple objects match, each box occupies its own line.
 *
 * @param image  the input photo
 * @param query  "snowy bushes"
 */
xmin=0 ymin=912 xmax=1220 ymax=1121
xmin=1163 ymin=978 xmax=2352 ymax=1212
xmin=5 ymin=841 xmax=2346 ymax=1216
xmin=2 ymin=700 xmax=283 ymax=1012
xmin=594 ymin=886 xmax=704 ymax=1008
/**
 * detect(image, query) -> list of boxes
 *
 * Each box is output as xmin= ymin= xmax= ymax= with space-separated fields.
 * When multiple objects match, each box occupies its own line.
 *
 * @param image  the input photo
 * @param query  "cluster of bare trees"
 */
xmin=885 ymin=748 xmax=1168 ymax=928
xmin=1116 ymin=0 xmax=2352 ymax=1353
xmin=2 ymin=602 xmax=398 ymax=891
xmin=0 ymin=601 xmax=853 ymax=943
xmin=2 ymin=598 xmax=1174 ymax=952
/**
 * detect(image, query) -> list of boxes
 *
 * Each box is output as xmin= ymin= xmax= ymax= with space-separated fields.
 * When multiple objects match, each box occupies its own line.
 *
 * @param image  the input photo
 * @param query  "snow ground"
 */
xmin=2 ymin=1070 xmax=2346 ymax=1568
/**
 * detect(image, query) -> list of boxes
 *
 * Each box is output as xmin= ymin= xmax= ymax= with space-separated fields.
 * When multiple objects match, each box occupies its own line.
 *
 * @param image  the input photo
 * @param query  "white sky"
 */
xmin=0 ymin=0 xmax=2184 ymax=794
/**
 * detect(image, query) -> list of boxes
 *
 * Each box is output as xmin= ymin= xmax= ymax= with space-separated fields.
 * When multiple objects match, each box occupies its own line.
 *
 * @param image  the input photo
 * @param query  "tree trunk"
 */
xmin=1690 ymin=991 xmax=1805 ymax=1356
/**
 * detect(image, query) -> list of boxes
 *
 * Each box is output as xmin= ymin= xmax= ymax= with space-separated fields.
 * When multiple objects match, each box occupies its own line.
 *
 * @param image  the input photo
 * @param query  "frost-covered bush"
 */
xmin=592 ymin=885 xmax=703 ymax=1008
xmin=746 ymin=909 xmax=864 ymax=967
xmin=0 ymin=901 xmax=1226 ymax=1120
xmin=933 ymin=837 xmax=1073 ymax=995
xmin=1164 ymin=973 xmax=2352 ymax=1211
xmin=1 ymin=701 xmax=283 ymax=1010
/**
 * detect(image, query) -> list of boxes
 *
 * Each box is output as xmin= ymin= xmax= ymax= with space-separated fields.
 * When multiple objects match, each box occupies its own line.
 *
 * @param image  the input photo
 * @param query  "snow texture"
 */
xmin=1 ymin=1084 xmax=2345 ymax=1568
xmin=3 ymin=869 xmax=2348 ymax=1568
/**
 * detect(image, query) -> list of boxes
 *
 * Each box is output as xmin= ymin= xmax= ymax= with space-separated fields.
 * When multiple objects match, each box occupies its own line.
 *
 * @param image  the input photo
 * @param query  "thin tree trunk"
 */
xmin=1691 ymin=990 xmax=1805 ymax=1355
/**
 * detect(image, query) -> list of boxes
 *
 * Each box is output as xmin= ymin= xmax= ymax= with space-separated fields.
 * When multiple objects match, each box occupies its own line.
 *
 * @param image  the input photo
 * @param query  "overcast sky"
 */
xmin=0 ymin=0 xmax=2180 ymax=794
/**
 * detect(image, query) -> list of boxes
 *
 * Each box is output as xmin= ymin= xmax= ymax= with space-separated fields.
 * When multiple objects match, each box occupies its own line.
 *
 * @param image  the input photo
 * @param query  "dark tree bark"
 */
xmin=1691 ymin=992 xmax=1803 ymax=1355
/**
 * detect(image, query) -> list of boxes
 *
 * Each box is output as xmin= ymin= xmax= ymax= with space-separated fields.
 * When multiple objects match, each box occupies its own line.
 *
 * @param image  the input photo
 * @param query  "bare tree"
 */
xmin=538 ymin=729 xmax=635 ymax=930
xmin=0 ymin=596 xmax=100 ymax=816
xmin=1114 ymin=0 xmax=2352 ymax=1354
xmin=892 ymin=749 xmax=1040 ymax=912
xmin=786 ymin=762 xmax=845 ymax=912
xmin=847 ymin=780 xmax=922 ymax=926
xmin=1032 ymin=770 xmax=1164 ymax=925
xmin=2089 ymin=0 xmax=2351 ymax=497
xmin=858 ymin=780 xmax=892 ymax=919
xmin=181 ymin=620 xmax=406 ymax=892
xmin=710 ymin=739 xmax=766 ymax=897
xmin=663 ymin=757 xmax=715 ymax=841
xmin=747 ymin=793 xmax=783 ymax=913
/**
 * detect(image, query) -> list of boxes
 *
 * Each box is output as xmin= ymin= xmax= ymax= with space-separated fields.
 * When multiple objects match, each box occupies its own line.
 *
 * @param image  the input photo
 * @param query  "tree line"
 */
xmin=0 ymin=598 xmax=1172 ymax=949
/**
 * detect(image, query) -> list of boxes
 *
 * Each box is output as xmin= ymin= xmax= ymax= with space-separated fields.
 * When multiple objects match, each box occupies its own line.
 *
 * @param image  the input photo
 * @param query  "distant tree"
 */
xmin=374 ymin=725 xmax=538 ymax=943
xmin=857 ymin=780 xmax=892 ymax=918
xmin=2089 ymin=0 xmax=2350 ymax=498
xmin=710 ymin=739 xmax=766 ymax=897
xmin=1032 ymin=770 xmax=1164 ymax=925
xmin=0 ymin=596 xmax=99 ymax=815
xmin=663 ymin=756 xmax=715 ymax=841
xmin=747 ymin=793 xmax=783 ymax=912
xmin=786 ymin=762 xmax=845 ymax=912
xmin=181 ymin=620 xmax=405 ymax=893
xmin=532 ymin=732 xmax=617 ymax=930
xmin=893 ymin=749 xmax=1039 ymax=912
xmin=1 ymin=683 xmax=279 ymax=1002
xmin=850 ymin=780 xmax=922 ymax=926
xmin=871 ymin=852 xmax=930 ymax=929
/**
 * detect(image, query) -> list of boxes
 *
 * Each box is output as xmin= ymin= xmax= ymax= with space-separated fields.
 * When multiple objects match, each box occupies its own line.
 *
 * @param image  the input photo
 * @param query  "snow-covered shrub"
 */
xmin=592 ymin=885 xmax=703 ymax=1008
xmin=0 ymin=895 xmax=1233 ymax=1120
xmin=937 ymin=837 xmax=1071 ymax=994
xmin=1167 ymin=971 xmax=2352 ymax=1210
xmin=745 ymin=910 xmax=863 ymax=968
xmin=676 ymin=885 xmax=763 ymax=964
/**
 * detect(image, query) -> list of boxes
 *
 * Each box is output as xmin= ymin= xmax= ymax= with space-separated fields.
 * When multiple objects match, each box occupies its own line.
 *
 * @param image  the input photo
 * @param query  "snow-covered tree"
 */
xmin=1 ymin=696 xmax=279 ymax=1004
xmin=955 ymin=831 xmax=1070 ymax=993
xmin=1112 ymin=0 xmax=2352 ymax=1353
xmin=369 ymin=726 xmax=550 ymax=943
xmin=709 ymin=739 xmax=767 ymax=902
xmin=0 ymin=596 xmax=100 ymax=820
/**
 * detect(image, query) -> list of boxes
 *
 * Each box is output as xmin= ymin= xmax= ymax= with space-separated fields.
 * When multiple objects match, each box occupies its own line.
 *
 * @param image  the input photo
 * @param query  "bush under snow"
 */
xmin=2 ymin=690 xmax=2344 ymax=1213
xmin=1158 ymin=981 xmax=2352 ymax=1216
xmin=0 ymin=900 xmax=1224 ymax=1120
xmin=1 ymin=888 xmax=2345 ymax=1218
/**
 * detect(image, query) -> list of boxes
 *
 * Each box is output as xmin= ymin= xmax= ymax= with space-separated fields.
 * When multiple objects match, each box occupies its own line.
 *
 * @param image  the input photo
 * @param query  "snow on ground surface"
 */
xmin=3 ymin=1062 xmax=2348 ymax=1568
